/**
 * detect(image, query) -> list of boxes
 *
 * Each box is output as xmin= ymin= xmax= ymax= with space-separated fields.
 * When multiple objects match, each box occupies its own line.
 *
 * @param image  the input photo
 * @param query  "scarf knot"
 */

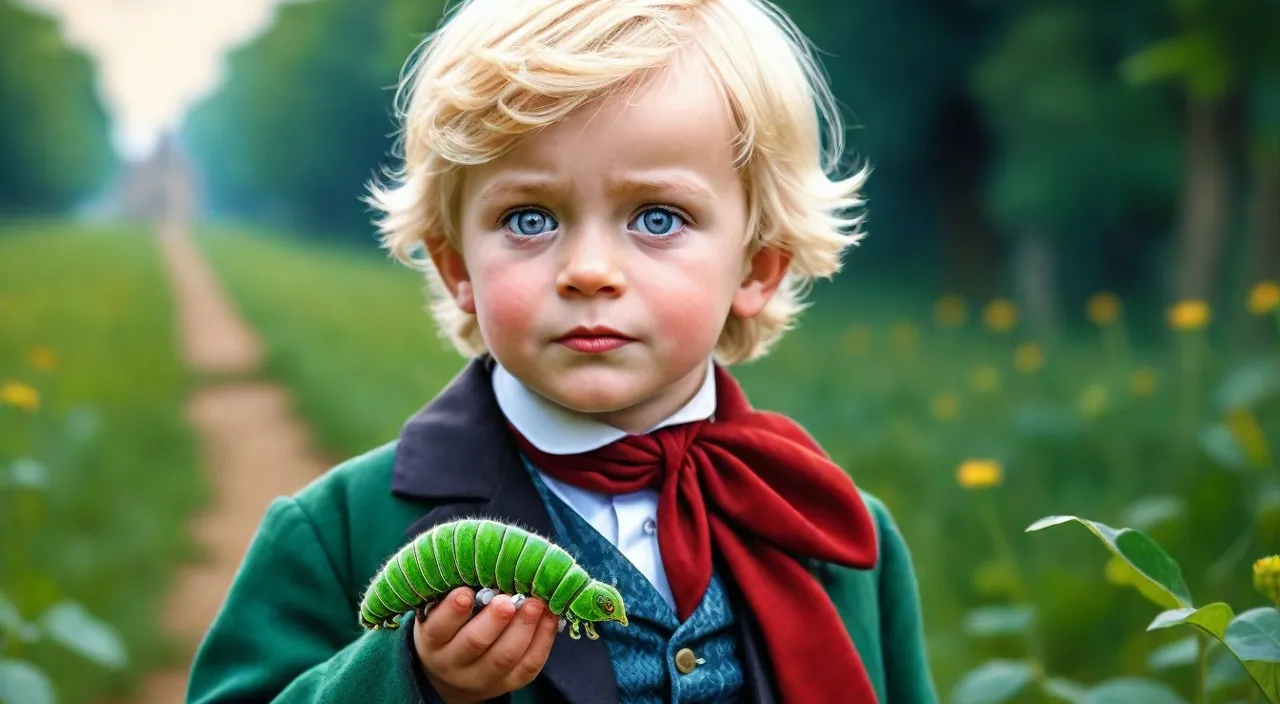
xmin=507 ymin=365 xmax=882 ymax=703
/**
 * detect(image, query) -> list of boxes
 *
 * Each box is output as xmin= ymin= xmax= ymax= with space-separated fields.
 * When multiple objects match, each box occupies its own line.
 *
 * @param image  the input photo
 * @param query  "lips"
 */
xmin=554 ymin=326 xmax=635 ymax=354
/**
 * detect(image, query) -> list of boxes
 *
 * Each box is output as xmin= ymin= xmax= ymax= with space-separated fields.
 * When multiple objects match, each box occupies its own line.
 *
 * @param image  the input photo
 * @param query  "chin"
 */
xmin=539 ymin=375 xmax=650 ymax=414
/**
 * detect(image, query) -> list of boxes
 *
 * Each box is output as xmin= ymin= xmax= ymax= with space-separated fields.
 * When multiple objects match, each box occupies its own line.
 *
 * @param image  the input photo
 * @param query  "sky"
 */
xmin=20 ymin=0 xmax=295 ymax=161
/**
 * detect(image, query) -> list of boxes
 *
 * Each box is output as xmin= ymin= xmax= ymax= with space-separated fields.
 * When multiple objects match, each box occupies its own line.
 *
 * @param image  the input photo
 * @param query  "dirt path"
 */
xmin=122 ymin=220 xmax=329 ymax=703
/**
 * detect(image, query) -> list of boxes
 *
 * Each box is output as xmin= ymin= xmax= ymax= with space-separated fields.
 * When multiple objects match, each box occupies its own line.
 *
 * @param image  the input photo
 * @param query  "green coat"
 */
xmin=186 ymin=358 xmax=939 ymax=703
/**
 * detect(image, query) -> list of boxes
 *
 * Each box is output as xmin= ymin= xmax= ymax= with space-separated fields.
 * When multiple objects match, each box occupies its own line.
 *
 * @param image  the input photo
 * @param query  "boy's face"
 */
xmin=434 ymin=53 xmax=788 ymax=432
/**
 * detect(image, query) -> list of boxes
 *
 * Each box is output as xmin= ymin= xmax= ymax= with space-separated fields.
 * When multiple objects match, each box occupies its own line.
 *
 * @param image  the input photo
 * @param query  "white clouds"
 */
xmin=19 ymin=0 xmax=297 ymax=160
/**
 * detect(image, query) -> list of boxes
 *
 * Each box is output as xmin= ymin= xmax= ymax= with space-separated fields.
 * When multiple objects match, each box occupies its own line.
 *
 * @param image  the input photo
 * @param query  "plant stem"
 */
xmin=1196 ymin=633 xmax=1209 ymax=704
xmin=1207 ymin=525 xmax=1254 ymax=586
xmin=1180 ymin=332 xmax=1201 ymax=444
xmin=979 ymin=493 xmax=1048 ymax=698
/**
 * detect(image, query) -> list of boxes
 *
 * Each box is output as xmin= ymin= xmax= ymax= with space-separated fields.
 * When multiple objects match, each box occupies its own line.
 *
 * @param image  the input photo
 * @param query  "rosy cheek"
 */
xmin=470 ymin=257 xmax=543 ymax=345
xmin=640 ymin=276 xmax=726 ymax=352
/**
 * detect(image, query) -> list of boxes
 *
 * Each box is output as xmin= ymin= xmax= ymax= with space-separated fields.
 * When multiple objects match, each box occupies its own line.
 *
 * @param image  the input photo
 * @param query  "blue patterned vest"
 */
xmin=524 ymin=458 xmax=745 ymax=704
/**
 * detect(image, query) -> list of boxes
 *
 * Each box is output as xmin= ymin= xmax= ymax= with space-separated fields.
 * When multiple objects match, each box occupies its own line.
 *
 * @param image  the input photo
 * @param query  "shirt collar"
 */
xmin=492 ymin=359 xmax=717 ymax=455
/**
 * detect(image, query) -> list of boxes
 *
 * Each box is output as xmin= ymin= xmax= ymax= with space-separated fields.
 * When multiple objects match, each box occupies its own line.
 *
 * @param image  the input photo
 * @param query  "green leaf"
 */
xmin=0 ymin=659 xmax=55 ymax=704
xmin=1216 ymin=358 xmax=1280 ymax=410
xmin=0 ymin=591 xmax=38 ymax=644
xmin=951 ymin=660 xmax=1036 ymax=704
xmin=39 ymin=601 xmax=127 ymax=669
xmin=963 ymin=605 xmax=1036 ymax=637
xmin=1148 ymin=602 xmax=1235 ymax=639
xmin=1223 ymin=607 xmax=1280 ymax=702
xmin=1121 ymin=32 xmax=1232 ymax=99
xmin=1045 ymin=677 xmax=1087 ymax=702
xmin=1208 ymin=644 xmax=1248 ymax=691
xmin=1079 ymin=677 xmax=1186 ymax=704
xmin=1119 ymin=495 xmax=1185 ymax=531
xmin=6 ymin=458 xmax=49 ymax=490
xmin=1199 ymin=424 xmax=1247 ymax=471
xmin=1147 ymin=636 xmax=1199 ymax=670
xmin=1026 ymin=515 xmax=1192 ymax=609
xmin=1122 ymin=36 xmax=1203 ymax=83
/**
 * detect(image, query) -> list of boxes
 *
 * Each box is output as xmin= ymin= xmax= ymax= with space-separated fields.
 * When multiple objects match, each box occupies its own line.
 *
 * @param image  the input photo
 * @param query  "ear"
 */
xmin=730 ymin=244 xmax=790 ymax=319
xmin=426 ymin=235 xmax=475 ymax=314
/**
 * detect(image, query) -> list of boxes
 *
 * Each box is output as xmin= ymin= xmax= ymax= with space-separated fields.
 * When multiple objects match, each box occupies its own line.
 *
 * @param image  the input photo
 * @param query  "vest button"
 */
xmin=674 ymin=647 xmax=698 ymax=675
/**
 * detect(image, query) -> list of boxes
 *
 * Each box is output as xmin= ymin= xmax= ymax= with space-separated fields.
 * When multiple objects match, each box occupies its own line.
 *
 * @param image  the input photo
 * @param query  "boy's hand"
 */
xmin=414 ymin=586 xmax=561 ymax=704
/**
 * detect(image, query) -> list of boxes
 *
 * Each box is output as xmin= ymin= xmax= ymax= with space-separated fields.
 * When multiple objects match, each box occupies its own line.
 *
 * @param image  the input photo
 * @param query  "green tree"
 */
xmin=1123 ymin=0 xmax=1280 ymax=305
xmin=183 ymin=0 xmax=439 ymax=242
xmin=971 ymin=0 xmax=1180 ymax=336
xmin=0 ymin=0 xmax=117 ymax=216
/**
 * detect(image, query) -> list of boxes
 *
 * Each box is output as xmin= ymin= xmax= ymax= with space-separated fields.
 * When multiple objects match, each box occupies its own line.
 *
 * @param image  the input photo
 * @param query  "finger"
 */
xmin=505 ymin=606 xmax=560 ymax=689
xmin=443 ymin=593 xmax=519 ymax=668
xmin=474 ymin=597 xmax=545 ymax=680
xmin=417 ymin=587 xmax=475 ymax=654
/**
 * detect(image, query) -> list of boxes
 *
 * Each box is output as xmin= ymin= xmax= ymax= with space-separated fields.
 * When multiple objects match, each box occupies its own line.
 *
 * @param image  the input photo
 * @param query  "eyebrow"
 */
xmin=475 ymin=171 xmax=715 ymax=204
xmin=604 ymin=173 xmax=715 ymax=201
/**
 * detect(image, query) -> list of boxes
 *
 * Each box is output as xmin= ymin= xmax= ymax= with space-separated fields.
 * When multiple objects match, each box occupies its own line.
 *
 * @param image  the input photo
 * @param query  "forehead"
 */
xmin=464 ymin=52 xmax=741 ymax=192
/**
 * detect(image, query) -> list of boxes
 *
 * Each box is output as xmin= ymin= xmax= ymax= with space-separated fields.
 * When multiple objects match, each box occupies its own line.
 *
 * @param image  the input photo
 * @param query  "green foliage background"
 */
xmin=2 ymin=0 xmax=1280 ymax=701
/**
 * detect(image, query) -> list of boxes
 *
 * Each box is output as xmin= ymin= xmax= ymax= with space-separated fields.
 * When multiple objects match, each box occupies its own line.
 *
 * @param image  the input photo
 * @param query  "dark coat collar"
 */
xmin=391 ymin=356 xmax=777 ymax=704
xmin=392 ymin=355 xmax=509 ymax=503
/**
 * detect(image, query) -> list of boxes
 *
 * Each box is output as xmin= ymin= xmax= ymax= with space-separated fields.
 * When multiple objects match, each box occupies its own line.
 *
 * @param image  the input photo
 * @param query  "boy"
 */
xmin=187 ymin=0 xmax=938 ymax=702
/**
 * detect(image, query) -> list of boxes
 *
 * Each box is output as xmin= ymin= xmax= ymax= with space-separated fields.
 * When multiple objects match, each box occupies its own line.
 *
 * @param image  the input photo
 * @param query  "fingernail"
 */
xmin=455 ymin=591 xmax=472 ymax=609
xmin=495 ymin=596 xmax=516 ymax=618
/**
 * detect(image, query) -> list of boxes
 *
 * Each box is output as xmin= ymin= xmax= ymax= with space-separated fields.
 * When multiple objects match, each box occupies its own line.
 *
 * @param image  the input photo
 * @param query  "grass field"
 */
xmin=198 ymin=223 xmax=1280 ymax=701
xmin=196 ymin=223 xmax=469 ymax=463
xmin=0 ymin=219 xmax=205 ymax=703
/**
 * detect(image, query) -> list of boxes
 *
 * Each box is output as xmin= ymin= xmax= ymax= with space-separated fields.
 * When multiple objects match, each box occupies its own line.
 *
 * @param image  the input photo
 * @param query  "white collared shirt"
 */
xmin=492 ymin=361 xmax=717 ymax=612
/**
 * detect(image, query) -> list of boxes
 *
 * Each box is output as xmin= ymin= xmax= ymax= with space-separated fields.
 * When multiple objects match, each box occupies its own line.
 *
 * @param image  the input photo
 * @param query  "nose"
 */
xmin=556 ymin=229 xmax=626 ymax=298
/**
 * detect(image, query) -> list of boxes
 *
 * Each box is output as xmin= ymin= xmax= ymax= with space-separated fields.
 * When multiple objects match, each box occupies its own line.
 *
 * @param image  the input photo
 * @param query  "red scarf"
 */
xmin=508 ymin=364 xmax=881 ymax=703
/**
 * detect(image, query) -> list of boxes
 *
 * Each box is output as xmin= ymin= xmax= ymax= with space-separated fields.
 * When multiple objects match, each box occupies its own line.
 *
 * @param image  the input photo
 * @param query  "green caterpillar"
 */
xmin=359 ymin=518 xmax=628 ymax=640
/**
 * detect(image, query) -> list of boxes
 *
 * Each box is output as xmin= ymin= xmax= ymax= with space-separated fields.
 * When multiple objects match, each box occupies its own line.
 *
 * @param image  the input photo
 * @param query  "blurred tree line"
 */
xmin=174 ymin=0 xmax=1276 ymax=332
xmin=0 ymin=1 xmax=117 ymax=216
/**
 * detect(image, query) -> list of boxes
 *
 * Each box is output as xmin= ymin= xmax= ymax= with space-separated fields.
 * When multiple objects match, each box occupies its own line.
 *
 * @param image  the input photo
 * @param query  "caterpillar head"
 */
xmin=569 ymin=580 xmax=628 ymax=627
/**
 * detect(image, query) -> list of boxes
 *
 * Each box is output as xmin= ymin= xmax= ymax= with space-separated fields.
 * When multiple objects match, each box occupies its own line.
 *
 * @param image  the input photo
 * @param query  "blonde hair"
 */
xmin=366 ymin=0 xmax=868 ymax=364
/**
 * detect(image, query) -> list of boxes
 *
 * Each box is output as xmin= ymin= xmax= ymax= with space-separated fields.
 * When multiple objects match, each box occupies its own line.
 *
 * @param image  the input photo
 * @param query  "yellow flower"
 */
xmin=1249 ymin=281 xmax=1280 ymax=316
xmin=1168 ymin=299 xmax=1210 ymax=331
xmin=1014 ymin=342 xmax=1045 ymax=374
xmin=1254 ymin=555 xmax=1280 ymax=605
xmin=843 ymin=326 xmax=871 ymax=356
xmin=1078 ymin=383 xmax=1109 ymax=419
xmin=888 ymin=321 xmax=919 ymax=353
xmin=957 ymin=459 xmax=1003 ymax=490
xmin=983 ymin=299 xmax=1018 ymax=332
xmin=1086 ymin=292 xmax=1122 ymax=326
xmin=970 ymin=365 xmax=1001 ymax=394
xmin=1227 ymin=407 xmax=1271 ymax=469
xmin=931 ymin=393 xmax=960 ymax=421
xmin=935 ymin=294 xmax=967 ymax=327
xmin=0 ymin=380 xmax=40 ymax=412
xmin=1130 ymin=368 xmax=1157 ymax=397
xmin=27 ymin=346 xmax=57 ymax=372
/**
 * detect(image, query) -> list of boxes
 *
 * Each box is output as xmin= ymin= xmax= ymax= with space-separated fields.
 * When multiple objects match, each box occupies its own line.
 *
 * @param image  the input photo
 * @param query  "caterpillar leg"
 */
xmin=476 ymin=588 xmax=498 ymax=607
xmin=510 ymin=594 xmax=526 ymax=609
xmin=568 ymin=618 xmax=582 ymax=640
xmin=584 ymin=622 xmax=599 ymax=640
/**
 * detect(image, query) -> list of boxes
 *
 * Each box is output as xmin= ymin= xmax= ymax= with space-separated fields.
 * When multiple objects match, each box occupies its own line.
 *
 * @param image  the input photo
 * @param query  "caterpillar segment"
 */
xmin=359 ymin=518 xmax=628 ymax=641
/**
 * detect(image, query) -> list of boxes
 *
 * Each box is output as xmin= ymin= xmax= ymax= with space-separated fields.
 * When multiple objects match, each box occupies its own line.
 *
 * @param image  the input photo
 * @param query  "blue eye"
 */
xmin=505 ymin=209 xmax=558 ymax=236
xmin=630 ymin=207 xmax=684 ymax=237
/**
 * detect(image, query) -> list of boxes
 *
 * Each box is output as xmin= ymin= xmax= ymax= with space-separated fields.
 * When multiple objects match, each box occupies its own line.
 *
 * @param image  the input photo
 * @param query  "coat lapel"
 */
xmin=392 ymin=357 xmax=620 ymax=704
